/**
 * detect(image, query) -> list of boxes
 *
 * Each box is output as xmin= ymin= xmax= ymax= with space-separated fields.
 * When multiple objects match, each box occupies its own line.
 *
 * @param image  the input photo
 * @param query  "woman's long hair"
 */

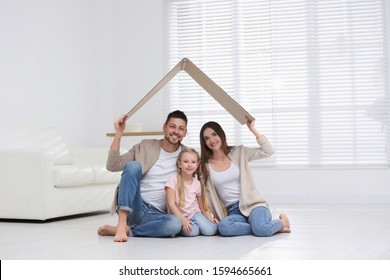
xmin=176 ymin=147 xmax=208 ymax=210
xmin=199 ymin=121 xmax=231 ymax=185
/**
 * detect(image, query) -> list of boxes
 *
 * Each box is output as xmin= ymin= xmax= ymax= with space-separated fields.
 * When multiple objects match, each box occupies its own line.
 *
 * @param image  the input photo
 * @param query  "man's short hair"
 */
xmin=165 ymin=110 xmax=188 ymax=125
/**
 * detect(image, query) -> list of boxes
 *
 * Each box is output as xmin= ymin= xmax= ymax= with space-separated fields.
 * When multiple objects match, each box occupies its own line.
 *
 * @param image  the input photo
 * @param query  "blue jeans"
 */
xmin=218 ymin=202 xmax=283 ymax=237
xmin=180 ymin=211 xmax=218 ymax=237
xmin=117 ymin=161 xmax=182 ymax=237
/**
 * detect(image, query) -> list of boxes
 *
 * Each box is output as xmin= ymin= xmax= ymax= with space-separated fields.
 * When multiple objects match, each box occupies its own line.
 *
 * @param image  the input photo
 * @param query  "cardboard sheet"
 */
xmin=126 ymin=58 xmax=254 ymax=125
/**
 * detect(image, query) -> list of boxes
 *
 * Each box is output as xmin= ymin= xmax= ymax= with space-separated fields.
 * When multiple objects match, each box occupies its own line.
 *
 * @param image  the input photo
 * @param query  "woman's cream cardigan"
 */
xmin=205 ymin=135 xmax=274 ymax=220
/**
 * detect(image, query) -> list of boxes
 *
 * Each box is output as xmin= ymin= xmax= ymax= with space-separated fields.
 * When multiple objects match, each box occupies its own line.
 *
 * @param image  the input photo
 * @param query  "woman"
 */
xmin=199 ymin=119 xmax=291 ymax=237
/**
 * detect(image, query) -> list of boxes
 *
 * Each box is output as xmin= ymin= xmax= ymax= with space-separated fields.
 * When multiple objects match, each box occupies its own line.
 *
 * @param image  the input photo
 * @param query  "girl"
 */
xmin=199 ymin=119 xmax=291 ymax=237
xmin=165 ymin=148 xmax=218 ymax=237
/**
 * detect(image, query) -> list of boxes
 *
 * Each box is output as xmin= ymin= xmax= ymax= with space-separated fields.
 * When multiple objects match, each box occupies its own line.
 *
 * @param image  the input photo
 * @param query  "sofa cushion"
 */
xmin=53 ymin=165 xmax=120 ymax=187
xmin=94 ymin=165 xmax=121 ymax=184
xmin=53 ymin=165 xmax=95 ymax=187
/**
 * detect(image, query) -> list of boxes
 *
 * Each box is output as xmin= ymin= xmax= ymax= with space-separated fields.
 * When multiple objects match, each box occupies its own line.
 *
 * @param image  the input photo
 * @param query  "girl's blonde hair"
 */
xmin=176 ymin=147 xmax=208 ymax=210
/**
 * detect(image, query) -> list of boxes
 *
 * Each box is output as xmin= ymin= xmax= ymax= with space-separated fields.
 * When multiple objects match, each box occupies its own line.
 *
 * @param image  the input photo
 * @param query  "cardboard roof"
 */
xmin=126 ymin=58 xmax=254 ymax=125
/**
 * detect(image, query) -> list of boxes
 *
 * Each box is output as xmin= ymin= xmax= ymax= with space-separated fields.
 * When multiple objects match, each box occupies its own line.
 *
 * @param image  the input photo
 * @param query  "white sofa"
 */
xmin=0 ymin=126 xmax=120 ymax=220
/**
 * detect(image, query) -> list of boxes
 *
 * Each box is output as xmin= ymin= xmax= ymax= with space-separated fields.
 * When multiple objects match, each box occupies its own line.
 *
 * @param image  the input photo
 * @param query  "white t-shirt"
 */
xmin=140 ymin=147 xmax=181 ymax=212
xmin=165 ymin=174 xmax=201 ymax=219
xmin=209 ymin=161 xmax=241 ymax=207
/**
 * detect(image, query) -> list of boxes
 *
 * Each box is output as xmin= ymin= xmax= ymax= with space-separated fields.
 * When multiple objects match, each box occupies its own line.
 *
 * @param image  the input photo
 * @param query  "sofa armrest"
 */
xmin=0 ymin=148 xmax=54 ymax=219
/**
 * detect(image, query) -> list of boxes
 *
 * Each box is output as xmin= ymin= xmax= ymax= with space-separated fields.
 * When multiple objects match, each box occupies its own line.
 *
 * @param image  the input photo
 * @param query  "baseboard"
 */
xmin=266 ymin=194 xmax=390 ymax=204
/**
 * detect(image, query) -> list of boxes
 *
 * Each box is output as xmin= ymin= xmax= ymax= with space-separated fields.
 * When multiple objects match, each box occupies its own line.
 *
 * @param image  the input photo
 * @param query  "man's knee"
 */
xmin=163 ymin=215 xmax=182 ymax=237
xmin=123 ymin=161 xmax=142 ymax=176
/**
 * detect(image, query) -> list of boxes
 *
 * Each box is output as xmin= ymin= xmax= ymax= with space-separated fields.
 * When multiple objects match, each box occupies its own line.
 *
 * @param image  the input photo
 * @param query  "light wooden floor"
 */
xmin=1 ymin=204 xmax=390 ymax=260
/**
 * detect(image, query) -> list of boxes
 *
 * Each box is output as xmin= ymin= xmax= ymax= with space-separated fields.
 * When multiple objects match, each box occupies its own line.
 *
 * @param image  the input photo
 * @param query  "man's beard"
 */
xmin=165 ymin=134 xmax=181 ymax=145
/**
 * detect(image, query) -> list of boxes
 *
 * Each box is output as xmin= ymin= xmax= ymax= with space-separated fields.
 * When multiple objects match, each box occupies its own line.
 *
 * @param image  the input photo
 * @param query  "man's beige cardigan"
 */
xmin=205 ymin=135 xmax=274 ymax=220
xmin=106 ymin=139 xmax=185 ymax=214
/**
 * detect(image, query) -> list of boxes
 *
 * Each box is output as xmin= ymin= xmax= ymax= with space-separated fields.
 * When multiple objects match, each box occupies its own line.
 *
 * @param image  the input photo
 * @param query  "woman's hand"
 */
xmin=246 ymin=117 xmax=262 ymax=139
xmin=246 ymin=117 xmax=255 ymax=130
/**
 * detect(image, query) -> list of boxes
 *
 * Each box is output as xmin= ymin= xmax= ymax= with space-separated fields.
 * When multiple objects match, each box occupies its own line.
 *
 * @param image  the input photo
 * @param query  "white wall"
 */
xmin=111 ymin=0 xmax=166 ymax=133
xmin=255 ymin=168 xmax=390 ymax=204
xmin=1 ymin=0 xmax=99 ymax=147
xmin=0 ymin=0 xmax=165 ymax=147
xmin=0 ymin=0 xmax=389 ymax=203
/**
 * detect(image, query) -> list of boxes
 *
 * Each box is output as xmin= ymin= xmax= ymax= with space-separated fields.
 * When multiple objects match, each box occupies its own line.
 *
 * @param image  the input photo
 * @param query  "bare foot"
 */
xmin=98 ymin=224 xmax=130 ymax=242
xmin=279 ymin=214 xmax=291 ymax=233
xmin=279 ymin=226 xmax=291 ymax=233
xmin=114 ymin=224 xmax=130 ymax=242
xmin=97 ymin=225 xmax=117 ymax=236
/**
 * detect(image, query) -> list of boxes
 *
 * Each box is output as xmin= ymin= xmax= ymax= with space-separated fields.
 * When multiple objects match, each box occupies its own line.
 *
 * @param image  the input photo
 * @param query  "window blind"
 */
xmin=164 ymin=0 xmax=389 ymax=168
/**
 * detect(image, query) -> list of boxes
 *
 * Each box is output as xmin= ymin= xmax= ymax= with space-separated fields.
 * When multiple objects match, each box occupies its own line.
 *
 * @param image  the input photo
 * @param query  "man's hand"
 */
xmin=114 ymin=114 xmax=128 ymax=134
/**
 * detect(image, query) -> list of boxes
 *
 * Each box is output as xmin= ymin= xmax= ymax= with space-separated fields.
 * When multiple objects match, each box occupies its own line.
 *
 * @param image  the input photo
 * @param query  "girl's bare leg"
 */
xmin=279 ymin=213 xmax=291 ymax=233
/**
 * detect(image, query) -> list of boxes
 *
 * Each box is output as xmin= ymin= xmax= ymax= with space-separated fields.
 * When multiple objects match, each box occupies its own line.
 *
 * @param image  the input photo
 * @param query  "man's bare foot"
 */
xmin=279 ymin=214 xmax=291 ymax=233
xmin=114 ymin=224 xmax=130 ymax=242
xmin=98 ymin=224 xmax=130 ymax=242
xmin=97 ymin=225 xmax=117 ymax=236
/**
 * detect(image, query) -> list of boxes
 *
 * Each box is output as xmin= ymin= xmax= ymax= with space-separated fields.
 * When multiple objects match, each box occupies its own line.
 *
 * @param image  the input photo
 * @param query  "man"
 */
xmin=97 ymin=110 xmax=188 ymax=242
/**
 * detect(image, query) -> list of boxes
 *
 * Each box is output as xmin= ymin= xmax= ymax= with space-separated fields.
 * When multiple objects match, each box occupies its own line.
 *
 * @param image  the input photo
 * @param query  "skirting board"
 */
xmin=266 ymin=194 xmax=390 ymax=204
